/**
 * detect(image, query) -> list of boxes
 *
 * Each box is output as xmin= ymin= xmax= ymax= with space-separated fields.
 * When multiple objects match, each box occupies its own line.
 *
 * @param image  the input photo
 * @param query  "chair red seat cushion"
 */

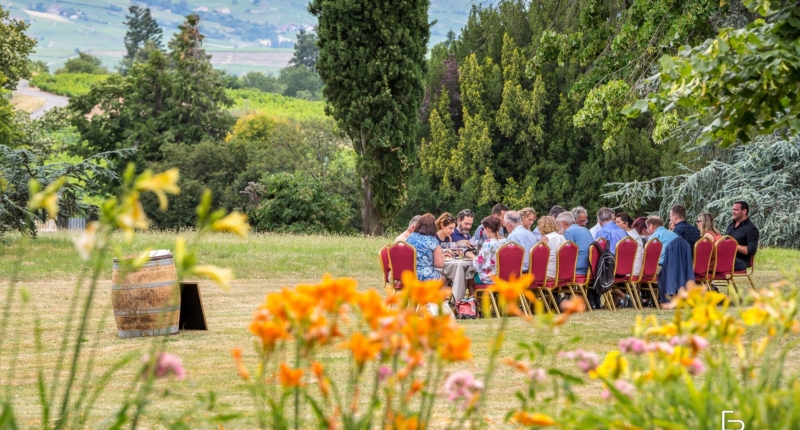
xmin=712 ymin=273 xmax=731 ymax=281
xmin=614 ymin=275 xmax=631 ymax=282
xmin=474 ymin=284 xmax=490 ymax=290
xmin=734 ymin=270 xmax=748 ymax=275
xmin=574 ymin=275 xmax=589 ymax=284
xmin=545 ymin=279 xmax=570 ymax=289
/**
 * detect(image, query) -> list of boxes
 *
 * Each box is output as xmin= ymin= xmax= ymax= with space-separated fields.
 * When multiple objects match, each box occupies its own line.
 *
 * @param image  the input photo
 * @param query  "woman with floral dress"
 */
xmin=405 ymin=214 xmax=444 ymax=281
xmin=469 ymin=216 xmax=505 ymax=295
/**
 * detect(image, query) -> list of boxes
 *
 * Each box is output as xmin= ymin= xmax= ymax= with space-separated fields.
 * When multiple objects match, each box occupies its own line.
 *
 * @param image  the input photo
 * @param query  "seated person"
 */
xmin=537 ymin=216 xmax=566 ymax=279
xmin=470 ymin=216 xmax=505 ymax=293
xmin=435 ymin=212 xmax=456 ymax=245
xmin=394 ymin=215 xmax=421 ymax=243
xmin=473 ymin=203 xmax=509 ymax=248
xmin=595 ymin=207 xmax=628 ymax=255
xmin=632 ymin=216 xmax=649 ymax=246
xmin=670 ymin=205 xmax=701 ymax=248
xmin=645 ymin=216 xmax=679 ymax=265
xmin=405 ymin=214 xmax=443 ymax=281
xmin=450 ymin=209 xmax=474 ymax=242
xmin=724 ymin=201 xmax=759 ymax=271
xmin=697 ymin=212 xmax=721 ymax=243
xmin=505 ymin=210 xmax=537 ymax=271
xmin=615 ymin=212 xmax=643 ymax=277
xmin=559 ymin=212 xmax=592 ymax=276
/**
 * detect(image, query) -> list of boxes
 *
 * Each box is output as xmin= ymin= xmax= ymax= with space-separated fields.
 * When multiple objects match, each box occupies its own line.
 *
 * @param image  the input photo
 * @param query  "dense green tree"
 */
xmin=246 ymin=172 xmax=353 ymax=234
xmin=68 ymin=15 xmax=233 ymax=165
xmin=278 ymin=65 xmax=322 ymax=98
xmin=310 ymin=0 xmax=430 ymax=234
xmin=237 ymin=71 xmax=282 ymax=93
xmin=120 ymin=5 xmax=164 ymax=75
xmin=0 ymin=5 xmax=37 ymax=90
xmin=56 ymin=52 xmax=108 ymax=75
xmin=626 ymin=0 xmax=800 ymax=146
xmin=288 ymin=28 xmax=319 ymax=71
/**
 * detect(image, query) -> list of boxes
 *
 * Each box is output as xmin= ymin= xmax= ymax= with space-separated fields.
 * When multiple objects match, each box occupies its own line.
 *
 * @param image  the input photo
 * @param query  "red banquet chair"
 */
xmin=543 ymin=241 xmax=579 ymax=314
xmin=573 ymin=238 xmax=604 ymax=312
xmin=631 ymin=238 xmax=662 ymax=309
xmin=692 ymin=237 xmax=714 ymax=288
xmin=709 ymin=236 xmax=740 ymax=303
xmin=478 ymin=241 xmax=525 ymax=317
xmin=613 ymin=236 xmax=640 ymax=309
xmin=526 ymin=242 xmax=552 ymax=314
xmin=386 ymin=241 xmax=417 ymax=308
xmin=732 ymin=254 xmax=756 ymax=291
xmin=379 ymin=244 xmax=392 ymax=290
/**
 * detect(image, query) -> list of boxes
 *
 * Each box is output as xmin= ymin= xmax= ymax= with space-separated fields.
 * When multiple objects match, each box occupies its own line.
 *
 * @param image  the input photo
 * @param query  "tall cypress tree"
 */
xmin=120 ymin=5 xmax=163 ymax=75
xmin=309 ymin=0 xmax=430 ymax=234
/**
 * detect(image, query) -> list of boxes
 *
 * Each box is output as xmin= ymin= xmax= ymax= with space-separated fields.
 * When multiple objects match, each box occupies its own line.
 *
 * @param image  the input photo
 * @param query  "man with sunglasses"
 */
xmin=451 ymin=209 xmax=475 ymax=242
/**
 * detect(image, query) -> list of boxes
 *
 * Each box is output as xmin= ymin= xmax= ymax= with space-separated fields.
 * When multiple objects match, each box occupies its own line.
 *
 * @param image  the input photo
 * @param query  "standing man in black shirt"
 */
xmin=724 ymin=201 xmax=760 ymax=271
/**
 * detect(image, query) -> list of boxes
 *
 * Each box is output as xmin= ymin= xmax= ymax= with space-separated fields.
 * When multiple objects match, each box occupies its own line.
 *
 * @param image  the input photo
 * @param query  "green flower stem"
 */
xmin=54 ymin=244 xmax=107 ymax=430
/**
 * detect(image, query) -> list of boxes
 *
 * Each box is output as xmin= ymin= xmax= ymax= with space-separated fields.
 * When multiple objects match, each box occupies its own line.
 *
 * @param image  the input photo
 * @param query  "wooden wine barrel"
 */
xmin=111 ymin=252 xmax=180 ymax=338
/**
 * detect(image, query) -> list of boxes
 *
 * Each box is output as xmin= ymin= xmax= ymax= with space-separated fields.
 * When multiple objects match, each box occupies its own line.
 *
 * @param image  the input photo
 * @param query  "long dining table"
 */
xmin=439 ymin=258 xmax=475 ymax=302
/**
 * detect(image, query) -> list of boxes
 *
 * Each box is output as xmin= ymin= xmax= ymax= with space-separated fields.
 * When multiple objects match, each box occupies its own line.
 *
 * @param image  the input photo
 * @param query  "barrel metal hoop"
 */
xmin=113 ymin=304 xmax=181 ymax=316
xmin=111 ymin=280 xmax=176 ymax=290
xmin=117 ymin=325 xmax=179 ymax=338
xmin=112 ymin=257 xmax=175 ymax=270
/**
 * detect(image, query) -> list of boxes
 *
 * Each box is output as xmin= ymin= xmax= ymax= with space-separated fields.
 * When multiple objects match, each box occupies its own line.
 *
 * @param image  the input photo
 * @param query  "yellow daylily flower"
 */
xmin=193 ymin=265 xmax=233 ymax=290
xmin=117 ymin=194 xmax=149 ymax=242
xmin=72 ymin=221 xmax=100 ymax=261
xmin=28 ymin=178 xmax=66 ymax=219
xmin=136 ymin=168 xmax=180 ymax=210
xmin=590 ymin=350 xmax=629 ymax=380
xmin=211 ymin=211 xmax=251 ymax=238
xmin=741 ymin=307 xmax=768 ymax=326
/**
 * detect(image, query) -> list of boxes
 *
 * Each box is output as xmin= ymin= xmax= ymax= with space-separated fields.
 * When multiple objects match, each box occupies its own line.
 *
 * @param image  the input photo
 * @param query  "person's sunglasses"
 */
xmin=458 ymin=210 xmax=473 ymax=217
xmin=696 ymin=220 xmax=702 ymax=223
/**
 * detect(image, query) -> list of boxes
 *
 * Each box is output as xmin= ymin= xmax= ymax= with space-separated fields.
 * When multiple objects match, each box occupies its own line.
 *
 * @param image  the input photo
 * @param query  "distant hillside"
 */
xmin=2 ymin=0 xmax=471 ymax=75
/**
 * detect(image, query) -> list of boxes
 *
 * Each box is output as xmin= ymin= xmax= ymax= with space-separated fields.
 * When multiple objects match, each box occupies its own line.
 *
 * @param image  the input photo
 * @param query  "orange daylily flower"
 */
xmin=249 ymin=317 xmax=290 ymax=350
xmin=315 ymin=274 xmax=358 ymax=312
xmin=279 ymin=363 xmax=303 ymax=388
xmin=355 ymin=289 xmax=393 ymax=329
xmin=311 ymin=361 xmax=330 ymax=397
xmin=438 ymin=329 xmax=472 ymax=362
xmin=231 ymin=348 xmax=250 ymax=380
xmin=401 ymin=271 xmax=448 ymax=305
xmin=394 ymin=414 xmax=421 ymax=430
xmin=344 ymin=332 xmax=382 ymax=366
xmin=512 ymin=411 xmax=558 ymax=427
xmin=406 ymin=379 xmax=425 ymax=401
xmin=490 ymin=273 xmax=534 ymax=302
xmin=554 ymin=295 xmax=586 ymax=325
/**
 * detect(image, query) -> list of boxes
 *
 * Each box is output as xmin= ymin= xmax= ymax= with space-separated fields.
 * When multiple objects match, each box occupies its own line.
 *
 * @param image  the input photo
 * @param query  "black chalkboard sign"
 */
xmin=179 ymin=282 xmax=208 ymax=331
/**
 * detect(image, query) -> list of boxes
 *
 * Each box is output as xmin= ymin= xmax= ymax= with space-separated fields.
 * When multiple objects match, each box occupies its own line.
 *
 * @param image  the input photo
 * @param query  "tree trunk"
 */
xmin=361 ymin=175 xmax=383 ymax=235
xmin=360 ymin=130 xmax=383 ymax=236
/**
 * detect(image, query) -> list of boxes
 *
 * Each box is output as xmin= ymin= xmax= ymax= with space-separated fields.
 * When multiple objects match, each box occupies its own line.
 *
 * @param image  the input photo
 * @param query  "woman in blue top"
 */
xmin=405 ymin=213 xmax=444 ymax=281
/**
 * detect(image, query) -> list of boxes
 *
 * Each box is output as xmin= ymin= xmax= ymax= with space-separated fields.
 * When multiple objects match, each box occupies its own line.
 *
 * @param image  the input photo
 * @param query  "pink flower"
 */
xmin=559 ymin=349 xmax=600 ymax=373
xmin=690 ymin=335 xmax=710 ymax=352
xmin=142 ymin=353 xmax=186 ymax=381
xmin=686 ymin=358 xmax=705 ymax=375
xmin=645 ymin=341 xmax=674 ymax=355
xmin=602 ymin=379 xmax=636 ymax=400
xmin=528 ymin=367 xmax=546 ymax=383
xmin=618 ymin=337 xmax=648 ymax=355
xmin=378 ymin=365 xmax=392 ymax=382
xmin=442 ymin=371 xmax=484 ymax=410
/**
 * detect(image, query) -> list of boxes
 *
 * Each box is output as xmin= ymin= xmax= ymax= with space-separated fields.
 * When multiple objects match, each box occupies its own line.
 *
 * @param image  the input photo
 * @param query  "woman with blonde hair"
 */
xmin=538 ymin=215 xmax=566 ymax=278
xmin=696 ymin=212 xmax=721 ymax=243
xmin=520 ymin=207 xmax=537 ymax=230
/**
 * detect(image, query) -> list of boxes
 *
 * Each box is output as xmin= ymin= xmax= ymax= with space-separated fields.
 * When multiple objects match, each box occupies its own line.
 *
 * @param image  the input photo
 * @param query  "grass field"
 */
xmin=0 ymin=232 xmax=796 ymax=427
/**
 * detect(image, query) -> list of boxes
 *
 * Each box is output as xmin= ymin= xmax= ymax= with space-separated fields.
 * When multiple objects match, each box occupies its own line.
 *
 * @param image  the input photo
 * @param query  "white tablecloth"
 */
xmin=438 ymin=259 xmax=475 ymax=302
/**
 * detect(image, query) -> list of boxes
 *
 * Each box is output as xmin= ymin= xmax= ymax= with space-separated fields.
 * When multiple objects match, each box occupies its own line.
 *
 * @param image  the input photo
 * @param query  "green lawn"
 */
xmin=0 ymin=232 xmax=796 ymax=427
